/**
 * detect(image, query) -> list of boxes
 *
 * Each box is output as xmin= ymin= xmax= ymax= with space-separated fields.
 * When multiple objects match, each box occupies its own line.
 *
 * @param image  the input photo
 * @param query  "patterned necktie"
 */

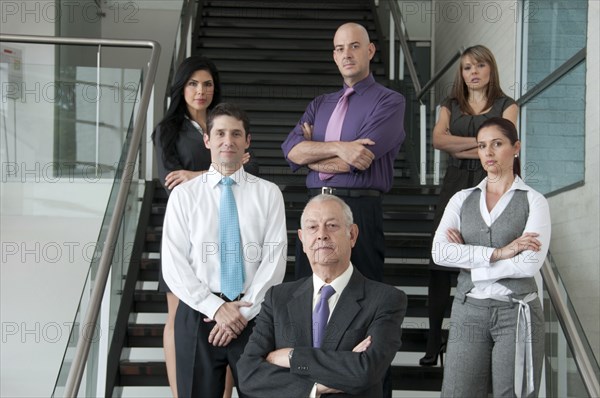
xmin=312 ymin=285 xmax=336 ymax=348
xmin=319 ymin=87 xmax=355 ymax=180
xmin=219 ymin=176 xmax=244 ymax=301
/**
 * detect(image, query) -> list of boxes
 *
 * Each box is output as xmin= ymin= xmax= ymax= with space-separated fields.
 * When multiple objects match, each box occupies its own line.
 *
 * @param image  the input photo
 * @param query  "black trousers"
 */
xmin=424 ymin=165 xmax=485 ymax=357
xmin=295 ymin=195 xmax=385 ymax=282
xmin=175 ymin=301 xmax=254 ymax=398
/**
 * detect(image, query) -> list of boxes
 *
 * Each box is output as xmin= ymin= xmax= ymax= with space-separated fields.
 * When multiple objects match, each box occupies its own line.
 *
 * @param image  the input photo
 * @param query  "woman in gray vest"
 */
xmin=432 ymin=117 xmax=551 ymax=397
xmin=420 ymin=45 xmax=518 ymax=367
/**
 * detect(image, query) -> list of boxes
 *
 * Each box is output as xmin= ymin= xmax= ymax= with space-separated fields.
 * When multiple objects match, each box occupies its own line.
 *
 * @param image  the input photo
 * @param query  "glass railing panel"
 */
xmin=0 ymin=48 xmax=142 ymax=397
xmin=521 ymin=61 xmax=586 ymax=195
xmin=544 ymin=297 xmax=589 ymax=397
xmin=542 ymin=253 xmax=600 ymax=397
xmin=524 ymin=0 xmax=588 ymax=92
xmin=0 ymin=62 xmax=110 ymax=397
xmin=51 ymin=73 xmax=144 ymax=397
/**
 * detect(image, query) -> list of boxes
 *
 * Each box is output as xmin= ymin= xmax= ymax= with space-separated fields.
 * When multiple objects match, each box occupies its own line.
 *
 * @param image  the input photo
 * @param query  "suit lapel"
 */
xmin=322 ymin=269 xmax=365 ymax=350
xmin=287 ymin=278 xmax=314 ymax=347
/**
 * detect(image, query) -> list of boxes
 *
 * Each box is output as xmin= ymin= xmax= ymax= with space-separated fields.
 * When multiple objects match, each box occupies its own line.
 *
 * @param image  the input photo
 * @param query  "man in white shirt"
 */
xmin=237 ymin=194 xmax=407 ymax=398
xmin=161 ymin=103 xmax=287 ymax=397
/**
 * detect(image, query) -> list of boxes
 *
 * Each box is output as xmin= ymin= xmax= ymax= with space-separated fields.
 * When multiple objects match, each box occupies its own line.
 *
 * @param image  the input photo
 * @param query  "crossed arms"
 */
xmin=237 ymin=286 xmax=407 ymax=397
xmin=282 ymin=90 xmax=405 ymax=176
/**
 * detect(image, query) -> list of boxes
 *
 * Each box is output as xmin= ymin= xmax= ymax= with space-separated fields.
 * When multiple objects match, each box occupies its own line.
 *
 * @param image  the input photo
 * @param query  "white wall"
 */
xmin=99 ymin=1 xmax=181 ymax=125
xmin=396 ymin=0 xmax=433 ymax=41
xmin=547 ymin=1 xmax=600 ymax=358
xmin=1 ymin=182 xmax=112 ymax=397
xmin=433 ymin=0 xmax=519 ymax=102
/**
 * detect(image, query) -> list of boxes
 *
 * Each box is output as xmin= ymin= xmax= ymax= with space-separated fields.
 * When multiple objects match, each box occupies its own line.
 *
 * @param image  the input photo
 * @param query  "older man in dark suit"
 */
xmin=237 ymin=194 xmax=407 ymax=397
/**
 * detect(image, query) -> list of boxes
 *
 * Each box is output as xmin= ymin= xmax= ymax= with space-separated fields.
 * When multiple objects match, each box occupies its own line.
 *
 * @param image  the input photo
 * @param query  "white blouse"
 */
xmin=432 ymin=176 xmax=551 ymax=297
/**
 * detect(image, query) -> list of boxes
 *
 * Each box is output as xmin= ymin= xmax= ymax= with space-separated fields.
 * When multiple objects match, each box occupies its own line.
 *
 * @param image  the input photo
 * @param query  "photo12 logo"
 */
xmin=1 ymin=1 xmax=139 ymax=24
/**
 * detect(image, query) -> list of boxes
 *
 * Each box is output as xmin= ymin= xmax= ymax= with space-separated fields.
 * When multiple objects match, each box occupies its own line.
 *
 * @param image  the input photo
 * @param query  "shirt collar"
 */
xmin=470 ymin=175 xmax=531 ymax=193
xmin=206 ymin=164 xmax=247 ymax=189
xmin=343 ymin=73 xmax=375 ymax=96
xmin=184 ymin=115 xmax=203 ymax=133
xmin=312 ymin=263 xmax=354 ymax=298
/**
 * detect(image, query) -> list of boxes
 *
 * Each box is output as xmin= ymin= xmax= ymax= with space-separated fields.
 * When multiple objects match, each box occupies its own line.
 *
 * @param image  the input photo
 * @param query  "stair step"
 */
xmin=391 ymin=366 xmax=444 ymax=391
xmin=204 ymin=0 xmax=372 ymax=10
xmin=202 ymin=17 xmax=376 ymax=31
xmin=139 ymin=257 xmax=438 ymax=286
xmin=221 ymin=83 xmax=335 ymax=100
xmin=126 ymin=325 xmax=449 ymax=352
xmin=131 ymin=290 xmax=448 ymax=318
xmin=202 ymin=8 xmax=373 ymax=22
xmin=197 ymin=27 xmax=366 ymax=41
xmin=197 ymin=37 xmax=334 ymax=51
xmin=119 ymin=361 xmax=166 ymax=387
xmin=118 ymin=361 xmax=444 ymax=390
xmin=218 ymin=71 xmax=342 ymax=86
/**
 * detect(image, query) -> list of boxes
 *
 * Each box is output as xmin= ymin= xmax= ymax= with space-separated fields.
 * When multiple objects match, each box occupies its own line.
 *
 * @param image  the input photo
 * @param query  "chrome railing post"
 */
xmin=419 ymin=104 xmax=426 ymax=185
xmin=389 ymin=11 xmax=395 ymax=81
xmin=433 ymin=105 xmax=441 ymax=185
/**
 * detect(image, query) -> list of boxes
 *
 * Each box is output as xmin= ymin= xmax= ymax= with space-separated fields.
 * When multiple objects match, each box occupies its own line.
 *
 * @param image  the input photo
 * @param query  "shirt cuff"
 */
xmin=309 ymin=383 xmax=318 ymax=398
xmin=201 ymin=294 xmax=226 ymax=320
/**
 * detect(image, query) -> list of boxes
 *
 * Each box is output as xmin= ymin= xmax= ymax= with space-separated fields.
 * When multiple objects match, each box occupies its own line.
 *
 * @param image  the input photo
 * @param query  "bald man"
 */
xmin=282 ymin=22 xmax=406 ymax=284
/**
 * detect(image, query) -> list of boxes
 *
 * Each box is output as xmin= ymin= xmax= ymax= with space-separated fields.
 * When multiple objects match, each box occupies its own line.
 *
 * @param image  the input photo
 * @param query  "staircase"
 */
xmin=109 ymin=1 xmax=447 ymax=396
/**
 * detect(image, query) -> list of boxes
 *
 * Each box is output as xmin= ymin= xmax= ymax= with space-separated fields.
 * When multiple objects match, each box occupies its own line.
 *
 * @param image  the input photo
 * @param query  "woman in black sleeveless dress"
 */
xmin=420 ymin=45 xmax=518 ymax=367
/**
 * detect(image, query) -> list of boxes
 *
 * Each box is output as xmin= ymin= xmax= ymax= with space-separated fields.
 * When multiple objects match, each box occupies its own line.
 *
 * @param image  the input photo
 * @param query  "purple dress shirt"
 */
xmin=281 ymin=74 xmax=406 ymax=193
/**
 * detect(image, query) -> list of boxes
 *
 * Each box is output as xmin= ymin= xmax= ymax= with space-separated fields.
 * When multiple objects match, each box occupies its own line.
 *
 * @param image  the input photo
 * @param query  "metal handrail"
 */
xmin=0 ymin=34 xmax=161 ymax=397
xmin=541 ymin=255 xmax=600 ymax=397
xmin=517 ymin=48 xmax=586 ymax=106
xmin=387 ymin=1 xmax=463 ymax=101
xmin=417 ymin=49 xmax=463 ymax=101
xmin=388 ymin=2 xmax=421 ymax=95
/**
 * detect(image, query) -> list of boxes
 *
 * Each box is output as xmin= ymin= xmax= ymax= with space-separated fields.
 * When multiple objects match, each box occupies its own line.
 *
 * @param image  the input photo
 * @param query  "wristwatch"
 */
xmin=288 ymin=348 xmax=294 ymax=362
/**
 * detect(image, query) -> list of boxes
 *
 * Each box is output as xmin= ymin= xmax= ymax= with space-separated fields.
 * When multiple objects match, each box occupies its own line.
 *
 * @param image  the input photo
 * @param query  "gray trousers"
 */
xmin=441 ymin=295 xmax=544 ymax=398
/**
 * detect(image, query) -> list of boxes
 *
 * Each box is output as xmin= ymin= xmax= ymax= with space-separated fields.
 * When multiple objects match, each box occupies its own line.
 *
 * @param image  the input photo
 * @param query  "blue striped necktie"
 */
xmin=219 ymin=176 xmax=244 ymax=300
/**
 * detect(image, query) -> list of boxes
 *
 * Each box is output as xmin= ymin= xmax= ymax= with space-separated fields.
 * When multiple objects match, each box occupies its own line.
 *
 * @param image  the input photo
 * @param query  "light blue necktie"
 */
xmin=219 ymin=176 xmax=244 ymax=301
xmin=312 ymin=285 xmax=336 ymax=348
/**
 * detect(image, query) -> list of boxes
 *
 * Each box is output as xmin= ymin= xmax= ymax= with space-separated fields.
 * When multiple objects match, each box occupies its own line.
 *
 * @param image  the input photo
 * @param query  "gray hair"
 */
xmin=300 ymin=194 xmax=354 ymax=229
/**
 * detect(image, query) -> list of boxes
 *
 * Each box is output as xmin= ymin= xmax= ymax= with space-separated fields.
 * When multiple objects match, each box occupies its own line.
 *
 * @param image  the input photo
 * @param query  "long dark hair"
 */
xmin=152 ymin=56 xmax=222 ymax=165
xmin=451 ymin=45 xmax=505 ymax=115
xmin=477 ymin=117 xmax=521 ymax=178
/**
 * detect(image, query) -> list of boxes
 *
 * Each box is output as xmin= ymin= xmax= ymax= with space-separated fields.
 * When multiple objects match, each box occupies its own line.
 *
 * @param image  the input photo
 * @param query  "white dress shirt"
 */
xmin=161 ymin=165 xmax=287 ymax=320
xmin=311 ymin=263 xmax=354 ymax=317
xmin=432 ymin=176 xmax=551 ymax=297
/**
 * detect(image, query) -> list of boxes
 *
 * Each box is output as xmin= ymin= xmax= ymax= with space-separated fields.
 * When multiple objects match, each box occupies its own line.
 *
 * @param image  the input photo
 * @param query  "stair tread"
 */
xmin=117 ymin=361 xmax=443 ymax=390
xmin=202 ymin=18 xmax=376 ymax=31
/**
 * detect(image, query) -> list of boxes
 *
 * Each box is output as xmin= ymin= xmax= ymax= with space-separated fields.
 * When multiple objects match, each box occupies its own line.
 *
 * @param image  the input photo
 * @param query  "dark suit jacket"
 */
xmin=237 ymin=268 xmax=407 ymax=398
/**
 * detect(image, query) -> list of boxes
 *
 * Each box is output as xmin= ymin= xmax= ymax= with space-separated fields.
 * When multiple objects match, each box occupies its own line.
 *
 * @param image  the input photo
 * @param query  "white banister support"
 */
xmin=420 ymin=104 xmax=426 ymax=185
xmin=434 ymin=105 xmax=441 ymax=185
xmin=389 ymin=11 xmax=395 ymax=81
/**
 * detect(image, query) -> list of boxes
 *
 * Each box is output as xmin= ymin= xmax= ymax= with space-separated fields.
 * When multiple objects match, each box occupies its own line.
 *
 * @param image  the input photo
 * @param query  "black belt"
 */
xmin=213 ymin=292 xmax=245 ymax=302
xmin=309 ymin=187 xmax=381 ymax=198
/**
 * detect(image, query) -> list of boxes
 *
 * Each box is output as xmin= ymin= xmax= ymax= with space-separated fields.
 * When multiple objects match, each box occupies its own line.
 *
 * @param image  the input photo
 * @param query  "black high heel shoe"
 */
xmin=419 ymin=342 xmax=446 ymax=367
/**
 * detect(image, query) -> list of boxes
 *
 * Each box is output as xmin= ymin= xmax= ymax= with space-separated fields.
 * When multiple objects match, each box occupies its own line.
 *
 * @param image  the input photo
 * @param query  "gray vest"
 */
xmin=455 ymin=189 xmax=537 ymax=300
